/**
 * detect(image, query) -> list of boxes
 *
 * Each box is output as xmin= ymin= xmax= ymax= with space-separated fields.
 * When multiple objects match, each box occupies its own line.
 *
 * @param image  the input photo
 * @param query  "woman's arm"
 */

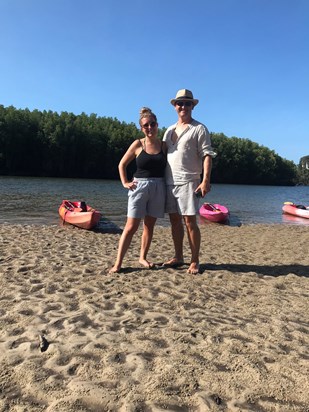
xmin=118 ymin=140 xmax=140 ymax=189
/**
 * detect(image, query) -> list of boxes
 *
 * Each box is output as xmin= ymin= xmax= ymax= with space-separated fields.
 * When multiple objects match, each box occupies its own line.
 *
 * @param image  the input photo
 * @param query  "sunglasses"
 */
xmin=142 ymin=121 xmax=157 ymax=129
xmin=176 ymin=101 xmax=193 ymax=107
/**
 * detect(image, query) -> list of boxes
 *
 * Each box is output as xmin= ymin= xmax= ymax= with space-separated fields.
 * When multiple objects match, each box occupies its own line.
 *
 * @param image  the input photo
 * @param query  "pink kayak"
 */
xmin=282 ymin=202 xmax=309 ymax=219
xmin=199 ymin=203 xmax=229 ymax=223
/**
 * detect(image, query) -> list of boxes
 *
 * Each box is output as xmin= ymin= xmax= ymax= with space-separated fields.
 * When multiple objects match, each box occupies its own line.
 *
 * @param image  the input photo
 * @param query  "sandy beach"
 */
xmin=0 ymin=222 xmax=308 ymax=411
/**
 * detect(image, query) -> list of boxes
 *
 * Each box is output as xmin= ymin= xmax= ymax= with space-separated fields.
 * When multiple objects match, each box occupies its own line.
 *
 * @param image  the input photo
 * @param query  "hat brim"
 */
xmin=170 ymin=98 xmax=199 ymax=107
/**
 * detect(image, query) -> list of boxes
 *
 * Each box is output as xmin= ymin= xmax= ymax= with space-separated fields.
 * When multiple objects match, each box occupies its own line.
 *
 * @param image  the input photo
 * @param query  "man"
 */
xmin=163 ymin=89 xmax=216 ymax=274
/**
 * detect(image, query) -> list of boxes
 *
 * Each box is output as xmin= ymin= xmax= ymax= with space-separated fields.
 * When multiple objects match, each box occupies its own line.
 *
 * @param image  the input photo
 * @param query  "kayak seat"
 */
xmin=79 ymin=201 xmax=87 ymax=212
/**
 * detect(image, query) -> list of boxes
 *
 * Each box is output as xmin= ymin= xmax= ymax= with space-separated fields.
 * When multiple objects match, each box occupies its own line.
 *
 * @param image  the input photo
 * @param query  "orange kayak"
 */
xmin=59 ymin=200 xmax=101 ymax=229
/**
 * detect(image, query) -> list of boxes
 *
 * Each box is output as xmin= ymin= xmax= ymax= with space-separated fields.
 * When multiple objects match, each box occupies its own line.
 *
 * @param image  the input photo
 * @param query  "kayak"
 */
xmin=59 ymin=200 xmax=101 ymax=229
xmin=282 ymin=202 xmax=309 ymax=219
xmin=199 ymin=203 xmax=229 ymax=223
xmin=282 ymin=213 xmax=309 ymax=226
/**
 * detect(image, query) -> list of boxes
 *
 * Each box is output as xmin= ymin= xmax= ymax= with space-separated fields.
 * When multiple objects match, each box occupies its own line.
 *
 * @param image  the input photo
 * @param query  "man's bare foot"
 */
xmin=139 ymin=259 xmax=155 ymax=269
xmin=187 ymin=262 xmax=200 ymax=274
xmin=163 ymin=257 xmax=184 ymax=268
xmin=108 ymin=265 xmax=121 ymax=273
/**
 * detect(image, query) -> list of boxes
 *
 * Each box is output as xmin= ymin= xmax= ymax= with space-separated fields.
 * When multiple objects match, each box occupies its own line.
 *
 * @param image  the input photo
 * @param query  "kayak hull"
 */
xmin=59 ymin=200 xmax=101 ymax=229
xmin=199 ymin=203 xmax=229 ymax=223
xmin=282 ymin=203 xmax=309 ymax=219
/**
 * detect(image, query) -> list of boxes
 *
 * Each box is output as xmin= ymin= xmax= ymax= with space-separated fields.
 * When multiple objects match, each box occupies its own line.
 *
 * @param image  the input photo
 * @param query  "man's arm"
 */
xmin=197 ymin=155 xmax=212 ymax=196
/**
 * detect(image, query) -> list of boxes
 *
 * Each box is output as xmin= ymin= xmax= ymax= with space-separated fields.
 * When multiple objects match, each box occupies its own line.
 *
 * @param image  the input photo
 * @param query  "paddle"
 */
xmin=64 ymin=200 xmax=75 ymax=211
xmin=204 ymin=203 xmax=221 ymax=212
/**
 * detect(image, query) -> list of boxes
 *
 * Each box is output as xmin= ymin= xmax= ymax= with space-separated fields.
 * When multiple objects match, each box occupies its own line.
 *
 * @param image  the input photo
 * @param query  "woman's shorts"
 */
xmin=165 ymin=180 xmax=200 ymax=216
xmin=127 ymin=178 xmax=166 ymax=219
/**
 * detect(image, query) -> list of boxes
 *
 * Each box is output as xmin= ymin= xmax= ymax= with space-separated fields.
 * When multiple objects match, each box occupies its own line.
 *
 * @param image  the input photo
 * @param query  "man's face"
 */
xmin=175 ymin=100 xmax=194 ymax=115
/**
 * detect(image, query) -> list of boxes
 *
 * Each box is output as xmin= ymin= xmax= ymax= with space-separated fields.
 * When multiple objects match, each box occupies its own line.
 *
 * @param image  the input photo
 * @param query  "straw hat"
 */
xmin=170 ymin=89 xmax=199 ymax=107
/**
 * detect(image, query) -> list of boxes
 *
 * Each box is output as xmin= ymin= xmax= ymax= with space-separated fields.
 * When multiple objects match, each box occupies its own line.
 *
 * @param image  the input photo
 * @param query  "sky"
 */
xmin=1 ymin=0 xmax=308 ymax=164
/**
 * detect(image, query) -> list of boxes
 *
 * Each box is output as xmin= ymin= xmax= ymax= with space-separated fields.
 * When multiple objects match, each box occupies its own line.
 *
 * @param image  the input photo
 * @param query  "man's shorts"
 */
xmin=127 ymin=178 xmax=166 ymax=219
xmin=165 ymin=180 xmax=200 ymax=216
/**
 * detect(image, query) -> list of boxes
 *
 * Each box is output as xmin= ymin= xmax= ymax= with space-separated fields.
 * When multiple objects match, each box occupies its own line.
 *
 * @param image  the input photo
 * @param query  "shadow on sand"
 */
xmin=199 ymin=263 xmax=309 ymax=278
xmin=94 ymin=217 xmax=123 ymax=234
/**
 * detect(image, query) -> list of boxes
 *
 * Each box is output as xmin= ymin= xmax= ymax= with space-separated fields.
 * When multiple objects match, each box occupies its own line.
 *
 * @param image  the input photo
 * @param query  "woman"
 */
xmin=109 ymin=107 xmax=166 ymax=273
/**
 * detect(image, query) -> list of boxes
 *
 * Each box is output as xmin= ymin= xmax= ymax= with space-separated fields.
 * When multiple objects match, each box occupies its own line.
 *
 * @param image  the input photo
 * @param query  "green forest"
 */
xmin=0 ymin=105 xmax=308 ymax=185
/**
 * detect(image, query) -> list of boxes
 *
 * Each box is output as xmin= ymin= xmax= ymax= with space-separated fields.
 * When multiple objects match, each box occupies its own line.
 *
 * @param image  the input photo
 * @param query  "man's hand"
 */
xmin=195 ymin=181 xmax=211 ymax=198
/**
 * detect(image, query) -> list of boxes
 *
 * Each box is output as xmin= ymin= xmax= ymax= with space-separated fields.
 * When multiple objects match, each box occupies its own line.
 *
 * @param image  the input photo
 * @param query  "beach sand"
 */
xmin=0 ymin=222 xmax=308 ymax=411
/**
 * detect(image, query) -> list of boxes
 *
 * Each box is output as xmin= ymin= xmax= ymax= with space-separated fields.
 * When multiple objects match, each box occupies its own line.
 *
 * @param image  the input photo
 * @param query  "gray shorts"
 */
xmin=127 ymin=178 xmax=166 ymax=219
xmin=165 ymin=180 xmax=200 ymax=216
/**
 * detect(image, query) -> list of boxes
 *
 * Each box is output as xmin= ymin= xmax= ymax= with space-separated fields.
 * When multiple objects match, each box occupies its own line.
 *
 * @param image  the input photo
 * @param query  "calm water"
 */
xmin=0 ymin=176 xmax=309 ymax=227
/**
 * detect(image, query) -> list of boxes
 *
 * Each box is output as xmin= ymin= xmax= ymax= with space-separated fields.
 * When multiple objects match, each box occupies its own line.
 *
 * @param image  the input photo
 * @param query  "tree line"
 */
xmin=0 ymin=105 xmax=307 ymax=185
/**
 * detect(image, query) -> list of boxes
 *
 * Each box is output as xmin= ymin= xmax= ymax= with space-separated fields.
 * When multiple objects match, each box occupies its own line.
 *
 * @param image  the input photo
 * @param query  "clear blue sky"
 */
xmin=1 ymin=0 xmax=308 ymax=164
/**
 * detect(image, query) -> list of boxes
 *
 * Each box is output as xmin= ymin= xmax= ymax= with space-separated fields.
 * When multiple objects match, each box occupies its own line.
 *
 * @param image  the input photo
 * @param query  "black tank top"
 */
xmin=134 ymin=141 xmax=167 ymax=178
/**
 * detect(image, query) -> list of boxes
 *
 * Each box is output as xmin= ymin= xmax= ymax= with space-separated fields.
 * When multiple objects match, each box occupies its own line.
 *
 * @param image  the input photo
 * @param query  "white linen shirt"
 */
xmin=163 ymin=119 xmax=217 ymax=185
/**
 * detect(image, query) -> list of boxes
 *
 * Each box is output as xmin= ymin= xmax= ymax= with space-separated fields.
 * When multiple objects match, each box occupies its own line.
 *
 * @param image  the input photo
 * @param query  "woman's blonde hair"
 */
xmin=139 ymin=107 xmax=157 ymax=126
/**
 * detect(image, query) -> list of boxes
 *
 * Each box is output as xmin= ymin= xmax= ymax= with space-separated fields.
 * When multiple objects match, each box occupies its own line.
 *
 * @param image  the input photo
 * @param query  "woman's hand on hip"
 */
xmin=123 ymin=181 xmax=137 ymax=190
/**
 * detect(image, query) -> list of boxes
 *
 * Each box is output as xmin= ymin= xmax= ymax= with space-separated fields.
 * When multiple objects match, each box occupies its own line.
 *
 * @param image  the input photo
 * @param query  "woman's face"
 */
xmin=140 ymin=116 xmax=158 ymax=138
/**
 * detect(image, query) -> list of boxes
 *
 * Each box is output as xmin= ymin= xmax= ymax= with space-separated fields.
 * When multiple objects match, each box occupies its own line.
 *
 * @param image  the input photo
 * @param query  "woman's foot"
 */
xmin=108 ymin=265 xmax=121 ymax=273
xmin=139 ymin=259 xmax=155 ymax=269
xmin=187 ymin=262 xmax=200 ymax=274
xmin=163 ymin=257 xmax=184 ymax=268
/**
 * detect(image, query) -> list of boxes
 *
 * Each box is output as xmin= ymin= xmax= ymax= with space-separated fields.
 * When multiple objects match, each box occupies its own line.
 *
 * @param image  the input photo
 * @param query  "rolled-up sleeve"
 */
xmin=197 ymin=124 xmax=217 ymax=158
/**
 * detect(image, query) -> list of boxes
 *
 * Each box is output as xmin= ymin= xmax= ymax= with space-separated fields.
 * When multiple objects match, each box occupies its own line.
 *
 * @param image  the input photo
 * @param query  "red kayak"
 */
xmin=199 ymin=203 xmax=229 ymax=223
xmin=59 ymin=200 xmax=101 ymax=230
xmin=282 ymin=202 xmax=309 ymax=219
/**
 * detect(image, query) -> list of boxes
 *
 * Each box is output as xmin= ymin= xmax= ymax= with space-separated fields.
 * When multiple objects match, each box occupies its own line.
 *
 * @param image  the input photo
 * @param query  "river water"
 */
xmin=0 ymin=176 xmax=308 ymax=227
